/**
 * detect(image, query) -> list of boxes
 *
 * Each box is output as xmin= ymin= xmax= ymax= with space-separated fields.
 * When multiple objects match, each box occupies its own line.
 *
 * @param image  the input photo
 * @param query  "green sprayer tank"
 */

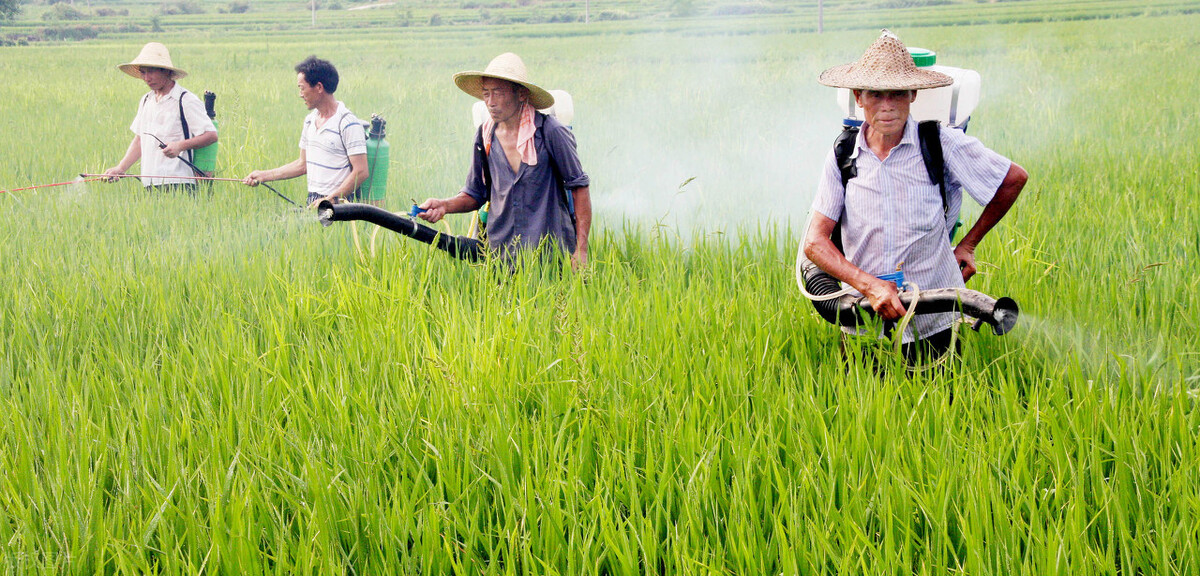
xmin=192 ymin=91 xmax=219 ymax=176
xmin=358 ymin=114 xmax=389 ymax=204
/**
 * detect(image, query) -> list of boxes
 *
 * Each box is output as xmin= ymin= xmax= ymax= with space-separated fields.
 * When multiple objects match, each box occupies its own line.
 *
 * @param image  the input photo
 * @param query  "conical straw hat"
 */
xmin=819 ymin=30 xmax=951 ymax=91
xmin=118 ymin=42 xmax=188 ymax=80
xmin=454 ymin=53 xmax=555 ymax=110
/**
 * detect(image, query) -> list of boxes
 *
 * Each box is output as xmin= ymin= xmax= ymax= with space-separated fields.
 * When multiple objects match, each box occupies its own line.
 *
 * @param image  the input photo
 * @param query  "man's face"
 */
xmin=297 ymin=73 xmax=321 ymax=110
xmin=855 ymin=89 xmax=916 ymax=138
xmin=140 ymin=66 xmax=173 ymax=92
xmin=480 ymin=78 xmax=525 ymax=124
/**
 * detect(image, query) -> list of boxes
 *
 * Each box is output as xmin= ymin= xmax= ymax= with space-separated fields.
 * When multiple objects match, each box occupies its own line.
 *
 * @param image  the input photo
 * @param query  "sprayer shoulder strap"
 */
xmin=832 ymin=121 xmax=948 ymax=251
xmin=337 ymin=112 xmax=361 ymax=154
xmin=178 ymin=90 xmax=194 ymax=165
xmin=916 ymin=120 xmax=948 ymax=217
xmin=834 ymin=125 xmax=859 ymax=188
xmin=831 ymin=125 xmax=859 ymax=253
xmin=475 ymin=127 xmax=492 ymax=194
xmin=539 ymin=117 xmax=577 ymax=224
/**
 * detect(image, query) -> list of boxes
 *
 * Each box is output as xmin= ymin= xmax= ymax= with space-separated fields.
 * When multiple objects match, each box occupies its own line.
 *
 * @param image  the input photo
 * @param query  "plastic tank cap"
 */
xmin=908 ymin=47 xmax=937 ymax=67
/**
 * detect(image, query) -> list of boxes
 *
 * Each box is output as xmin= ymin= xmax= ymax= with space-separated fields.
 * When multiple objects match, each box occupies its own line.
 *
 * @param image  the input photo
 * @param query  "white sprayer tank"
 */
xmin=836 ymin=48 xmax=980 ymax=130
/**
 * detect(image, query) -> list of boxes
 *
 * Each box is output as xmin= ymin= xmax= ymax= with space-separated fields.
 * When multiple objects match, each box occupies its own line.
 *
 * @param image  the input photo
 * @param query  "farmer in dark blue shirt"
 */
xmin=419 ymin=53 xmax=592 ymax=268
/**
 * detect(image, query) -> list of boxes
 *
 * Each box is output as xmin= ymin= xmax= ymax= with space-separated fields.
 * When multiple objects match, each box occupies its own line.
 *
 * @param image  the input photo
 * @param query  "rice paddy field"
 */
xmin=2 ymin=0 xmax=1199 ymax=573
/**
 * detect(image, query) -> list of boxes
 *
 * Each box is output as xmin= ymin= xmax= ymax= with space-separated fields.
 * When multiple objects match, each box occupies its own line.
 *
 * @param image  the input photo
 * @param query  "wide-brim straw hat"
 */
xmin=118 ymin=42 xmax=188 ymax=80
xmin=454 ymin=52 xmax=555 ymax=110
xmin=819 ymin=29 xmax=951 ymax=91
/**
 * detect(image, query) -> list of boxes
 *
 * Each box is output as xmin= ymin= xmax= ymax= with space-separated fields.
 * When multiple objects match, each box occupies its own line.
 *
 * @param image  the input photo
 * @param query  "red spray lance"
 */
xmin=1 ymin=177 xmax=106 ymax=194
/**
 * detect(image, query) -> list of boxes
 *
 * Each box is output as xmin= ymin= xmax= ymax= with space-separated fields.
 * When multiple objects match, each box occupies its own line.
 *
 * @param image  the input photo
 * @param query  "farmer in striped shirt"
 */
xmin=802 ymin=30 xmax=1028 ymax=363
xmin=243 ymin=56 xmax=369 ymax=207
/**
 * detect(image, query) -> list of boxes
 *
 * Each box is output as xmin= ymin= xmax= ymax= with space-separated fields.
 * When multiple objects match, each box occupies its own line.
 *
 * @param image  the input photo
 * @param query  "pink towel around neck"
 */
xmin=482 ymin=103 xmax=538 ymax=167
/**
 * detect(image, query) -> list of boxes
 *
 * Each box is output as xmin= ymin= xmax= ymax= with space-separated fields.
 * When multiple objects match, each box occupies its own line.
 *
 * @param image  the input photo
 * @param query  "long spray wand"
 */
xmin=2 ymin=177 xmax=106 ymax=194
xmin=144 ymin=132 xmax=208 ymax=178
xmin=136 ymin=133 xmax=298 ymax=207
xmin=78 ymin=173 xmax=298 ymax=206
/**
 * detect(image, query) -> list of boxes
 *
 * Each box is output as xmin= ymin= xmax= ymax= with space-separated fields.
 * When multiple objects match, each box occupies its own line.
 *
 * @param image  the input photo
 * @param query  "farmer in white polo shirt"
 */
xmin=801 ymin=30 xmax=1028 ymax=363
xmin=243 ymin=56 xmax=369 ymax=207
xmin=103 ymin=42 xmax=217 ymax=192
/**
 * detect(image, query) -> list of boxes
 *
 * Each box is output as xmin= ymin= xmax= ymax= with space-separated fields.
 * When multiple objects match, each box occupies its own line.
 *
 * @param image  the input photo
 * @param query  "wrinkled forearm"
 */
xmin=442 ymin=192 xmax=482 ymax=215
xmin=263 ymin=158 xmax=307 ymax=183
xmin=803 ymin=214 xmax=876 ymax=294
xmin=572 ymin=186 xmax=592 ymax=255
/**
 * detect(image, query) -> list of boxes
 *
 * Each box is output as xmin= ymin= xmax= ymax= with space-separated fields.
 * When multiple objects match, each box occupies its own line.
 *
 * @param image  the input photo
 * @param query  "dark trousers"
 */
xmin=900 ymin=328 xmax=959 ymax=364
xmin=840 ymin=327 xmax=960 ymax=373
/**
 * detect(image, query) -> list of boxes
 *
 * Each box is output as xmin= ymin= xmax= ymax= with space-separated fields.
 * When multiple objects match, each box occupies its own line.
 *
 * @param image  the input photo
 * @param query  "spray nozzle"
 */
xmin=972 ymin=296 xmax=1019 ymax=336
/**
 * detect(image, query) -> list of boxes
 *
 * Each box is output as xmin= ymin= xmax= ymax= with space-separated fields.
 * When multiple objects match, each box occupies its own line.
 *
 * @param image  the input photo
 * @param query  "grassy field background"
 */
xmin=2 ymin=1 xmax=1199 ymax=573
xmin=5 ymin=0 xmax=1200 ymax=37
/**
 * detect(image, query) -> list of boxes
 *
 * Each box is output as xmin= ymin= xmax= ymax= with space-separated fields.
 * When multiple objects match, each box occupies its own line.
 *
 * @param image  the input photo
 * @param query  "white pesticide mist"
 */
xmin=62 ymin=175 xmax=94 ymax=204
xmin=571 ymin=32 xmax=843 ymax=237
xmin=562 ymin=27 xmax=1083 ymax=240
xmin=1017 ymin=313 xmax=1199 ymax=392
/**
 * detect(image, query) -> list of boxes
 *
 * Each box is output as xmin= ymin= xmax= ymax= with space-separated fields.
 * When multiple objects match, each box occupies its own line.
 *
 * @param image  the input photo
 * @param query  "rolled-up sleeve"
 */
xmin=942 ymin=128 xmax=1011 ymax=207
xmin=810 ymin=148 xmax=845 ymax=222
xmin=545 ymin=122 xmax=589 ymax=190
xmin=182 ymin=92 xmax=216 ymax=135
xmin=341 ymin=116 xmax=367 ymax=156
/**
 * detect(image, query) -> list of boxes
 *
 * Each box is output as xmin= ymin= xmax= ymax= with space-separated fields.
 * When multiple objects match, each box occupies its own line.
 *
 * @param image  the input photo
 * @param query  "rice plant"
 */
xmin=1 ymin=6 xmax=1198 ymax=574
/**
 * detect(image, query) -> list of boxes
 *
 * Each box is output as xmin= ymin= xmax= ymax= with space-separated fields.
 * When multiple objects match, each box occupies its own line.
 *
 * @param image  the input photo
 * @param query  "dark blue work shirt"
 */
xmin=462 ymin=113 xmax=589 ymax=256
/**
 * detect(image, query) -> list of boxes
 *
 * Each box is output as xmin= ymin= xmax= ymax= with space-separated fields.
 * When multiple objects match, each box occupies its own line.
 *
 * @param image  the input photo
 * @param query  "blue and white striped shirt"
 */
xmin=808 ymin=116 xmax=1012 ymax=343
xmin=299 ymin=102 xmax=367 ymax=202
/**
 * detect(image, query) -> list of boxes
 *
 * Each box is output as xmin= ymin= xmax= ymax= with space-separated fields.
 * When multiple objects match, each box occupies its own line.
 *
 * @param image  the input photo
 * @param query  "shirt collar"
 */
xmin=306 ymin=101 xmax=348 ymax=123
xmin=158 ymin=81 xmax=186 ymax=102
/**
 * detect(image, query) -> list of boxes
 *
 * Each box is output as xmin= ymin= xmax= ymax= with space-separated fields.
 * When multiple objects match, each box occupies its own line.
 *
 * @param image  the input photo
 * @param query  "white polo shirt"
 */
xmin=129 ymin=82 xmax=215 ymax=187
xmin=298 ymin=102 xmax=367 ymax=202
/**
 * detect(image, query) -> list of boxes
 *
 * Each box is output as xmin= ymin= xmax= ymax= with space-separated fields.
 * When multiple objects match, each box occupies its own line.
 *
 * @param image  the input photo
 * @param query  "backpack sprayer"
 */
xmin=192 ymin=91 xmax=219 ymax=177
xmin=355 ymin=114 xmax=389 ymax=206
xmin=799 ymin=45 xmax=1019 ymax=337
xmin=316 ymin=91 xmax=575 ymax=262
